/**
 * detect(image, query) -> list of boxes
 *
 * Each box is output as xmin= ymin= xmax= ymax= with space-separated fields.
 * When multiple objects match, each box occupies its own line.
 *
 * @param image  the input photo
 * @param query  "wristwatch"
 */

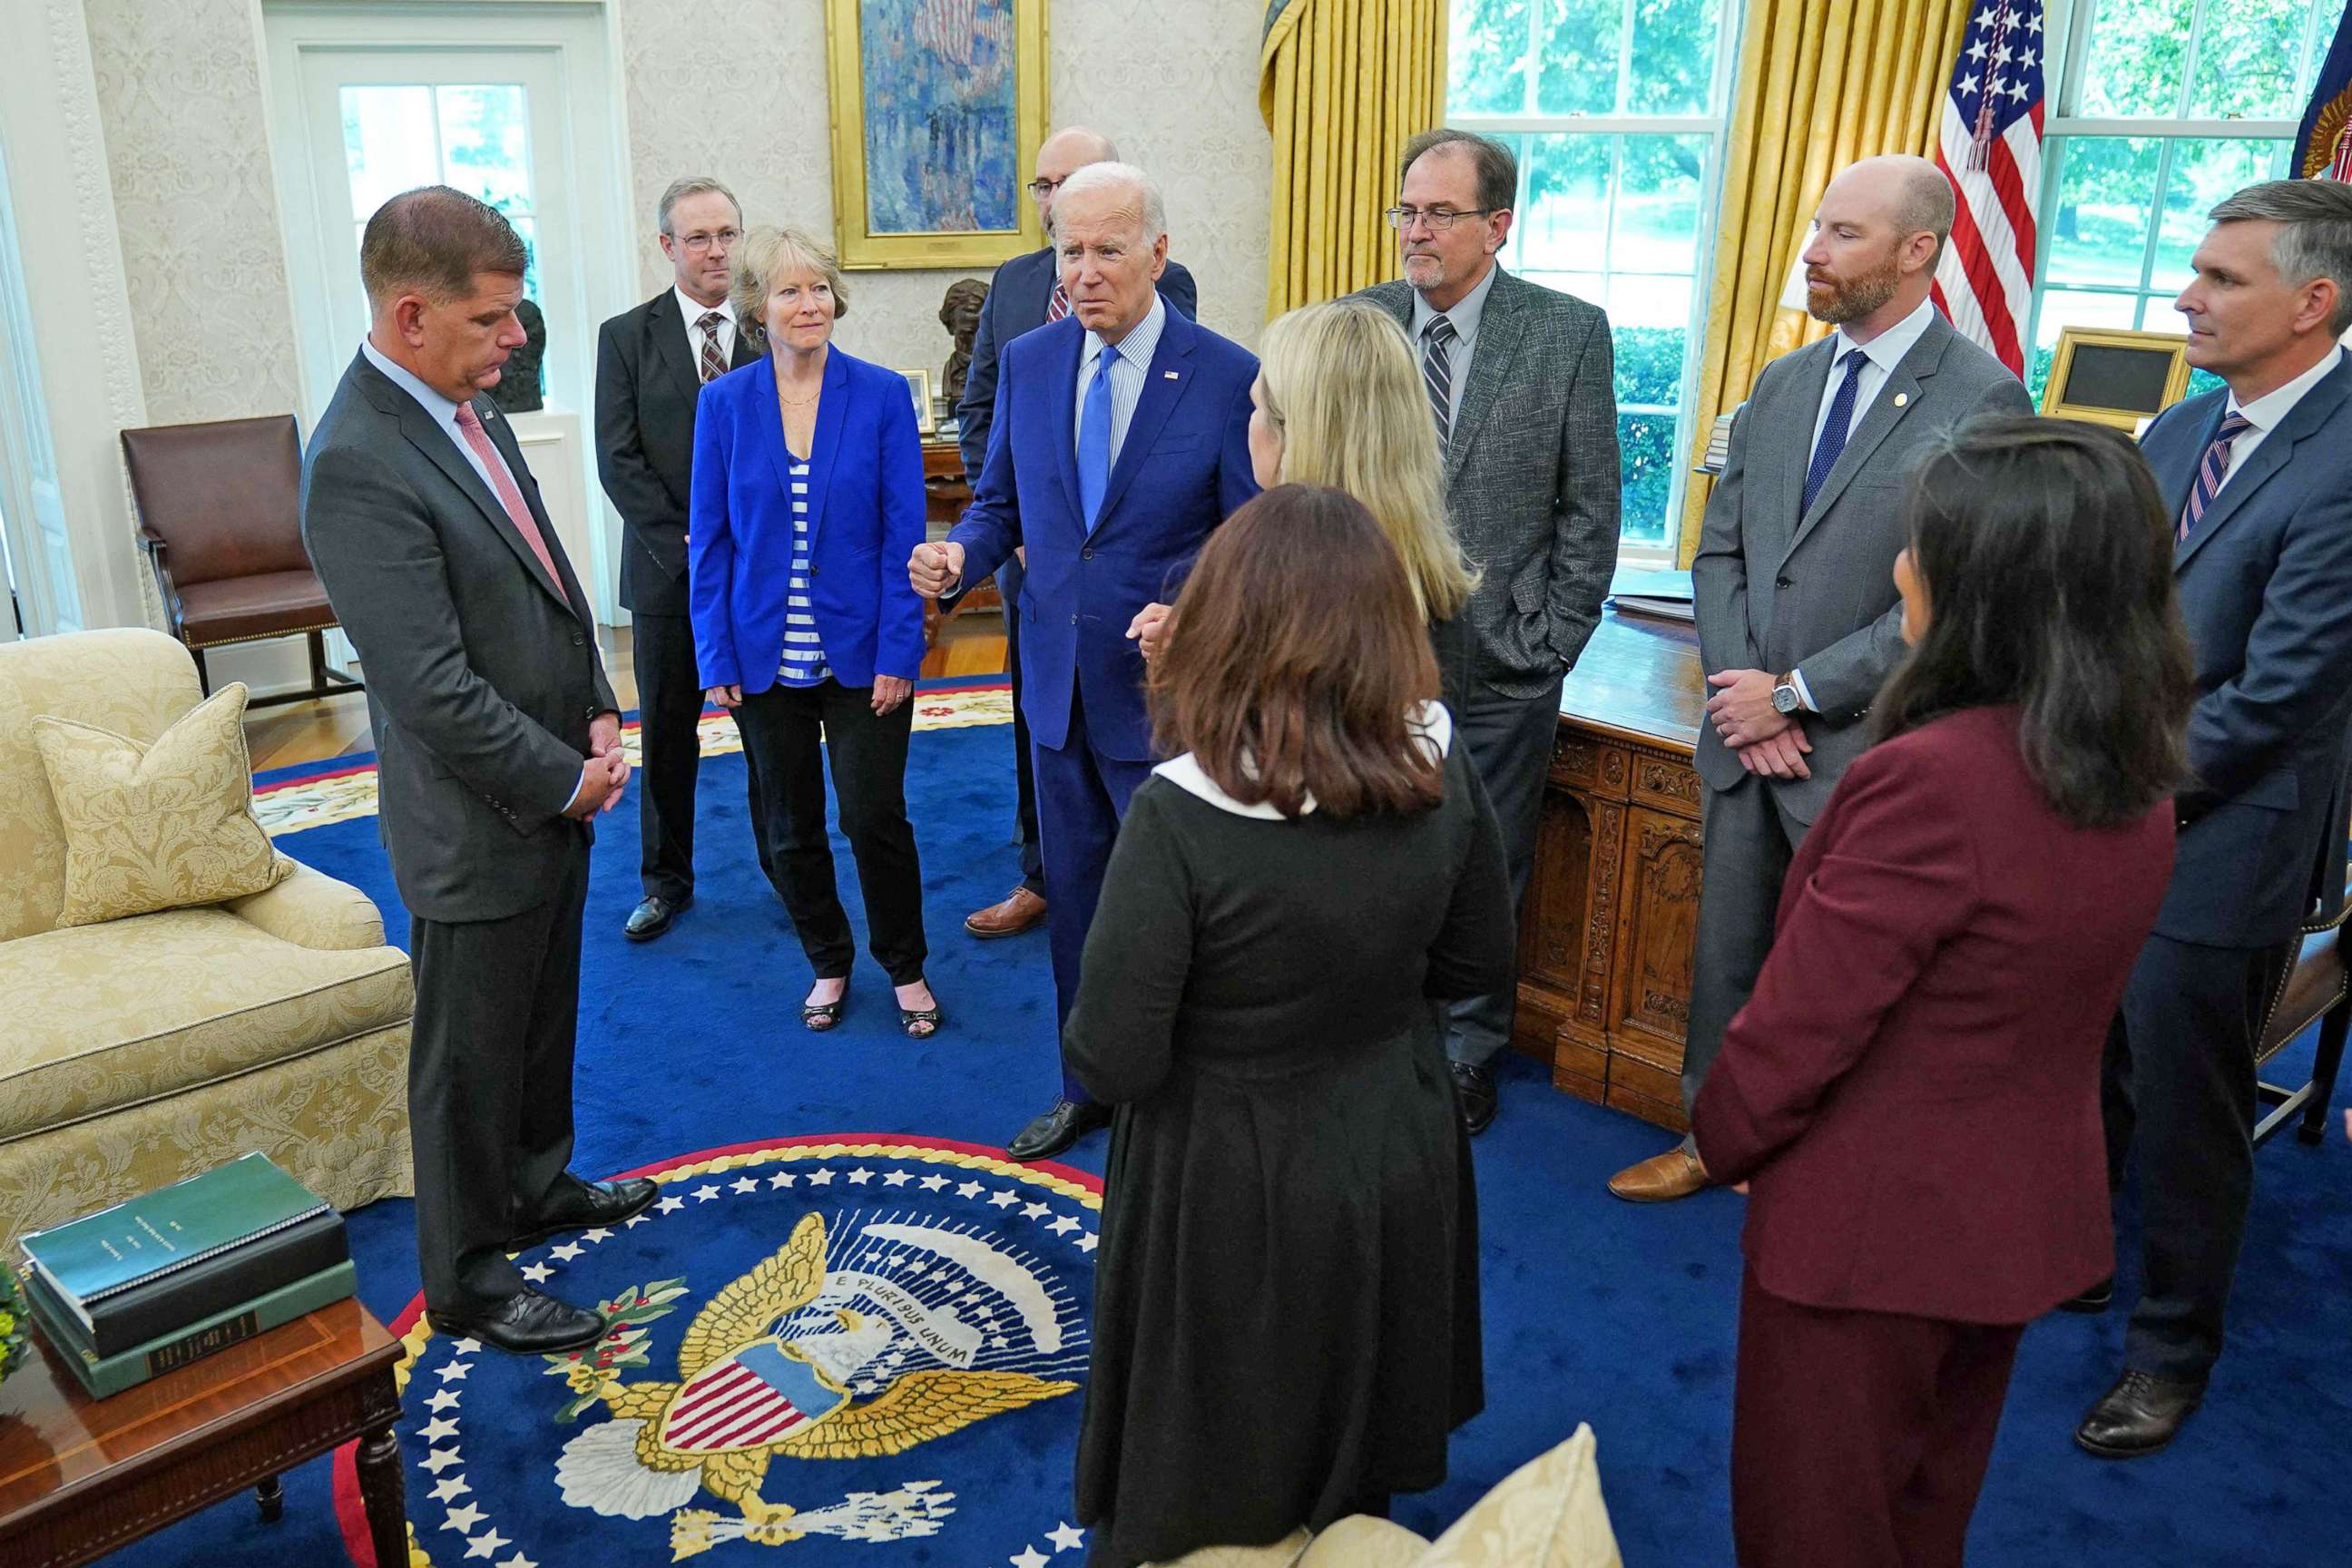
xmin=1769 ymin=672 xmax=1802 ymax=715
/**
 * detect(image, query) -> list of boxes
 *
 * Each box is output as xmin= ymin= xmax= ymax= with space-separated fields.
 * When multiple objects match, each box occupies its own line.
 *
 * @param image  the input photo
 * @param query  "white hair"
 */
xmin=1054 ymin=161 xmax=1166 ymax=244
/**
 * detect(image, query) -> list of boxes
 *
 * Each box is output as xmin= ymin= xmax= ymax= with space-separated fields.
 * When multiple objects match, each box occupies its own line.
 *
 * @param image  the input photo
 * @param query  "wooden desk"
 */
xmin=0 ymin=1298 xmax=407 ymax=1568
xmin=1511 ymin=609 xmax=1709 ymax=1131
xmin=919 ymin=440 xmax=999 ymax=644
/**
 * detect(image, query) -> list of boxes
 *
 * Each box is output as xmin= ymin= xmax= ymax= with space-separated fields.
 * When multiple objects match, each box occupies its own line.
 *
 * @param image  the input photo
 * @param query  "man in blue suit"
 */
xmin=2078 ymin=178 xmax=2352 ymax=1459
xmin=953 ymin=126 xmax=1198 ymax=945
xmin=912 ymin=162 xmax=1259 ymax=1160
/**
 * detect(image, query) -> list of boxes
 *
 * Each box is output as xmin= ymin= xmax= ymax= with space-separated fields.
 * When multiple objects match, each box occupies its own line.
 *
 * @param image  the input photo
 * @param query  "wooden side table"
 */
xmin=0 ymin=1298 xmax=406 ymax=1568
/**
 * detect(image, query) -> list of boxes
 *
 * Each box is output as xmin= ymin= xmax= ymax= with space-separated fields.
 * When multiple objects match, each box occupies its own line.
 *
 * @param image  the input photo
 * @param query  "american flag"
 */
xmin=1931 ymin=2 xmax=2047 ymax=377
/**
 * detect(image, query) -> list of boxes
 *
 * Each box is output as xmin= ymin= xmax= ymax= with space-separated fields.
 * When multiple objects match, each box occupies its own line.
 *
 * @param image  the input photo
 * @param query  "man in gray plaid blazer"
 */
xmin=1359 ymin=129 xmax=1622 ymax=1136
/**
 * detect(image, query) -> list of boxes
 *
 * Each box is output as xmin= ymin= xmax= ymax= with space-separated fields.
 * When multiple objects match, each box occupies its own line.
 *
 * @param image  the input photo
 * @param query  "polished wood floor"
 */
xmin=244 ymin=617 xmax=1010 ymax=772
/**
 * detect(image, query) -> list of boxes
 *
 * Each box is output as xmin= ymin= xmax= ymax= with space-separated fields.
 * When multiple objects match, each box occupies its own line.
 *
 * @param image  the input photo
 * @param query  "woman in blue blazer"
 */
xmin=690 ymin=227 xmax=940 ymax=1036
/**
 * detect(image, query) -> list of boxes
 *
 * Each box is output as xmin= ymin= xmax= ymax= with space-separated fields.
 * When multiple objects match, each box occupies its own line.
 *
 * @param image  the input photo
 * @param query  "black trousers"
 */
xmin=1445 ymin=677 xmax=1564 ymax=1068
xmin=408 ymin=835 xmax=589 ymax=1313
xmin=634 ymin=612 xmax=773 ymax=897
xmin=999 ymin=553 xmax=1044 ymax=897
xmin=735 ymin=678 xmax=927 ymax=985
xmin=1682 ymin=775 xmax=1814 ymax=1121
xmin=2103 ymin=934 xmax=2288 ymax=1379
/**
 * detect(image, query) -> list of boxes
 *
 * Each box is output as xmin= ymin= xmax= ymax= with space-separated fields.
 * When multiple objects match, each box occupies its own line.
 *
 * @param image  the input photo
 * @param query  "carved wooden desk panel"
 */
xmin=1514 ymin=611 xmax=1709 ymax=1131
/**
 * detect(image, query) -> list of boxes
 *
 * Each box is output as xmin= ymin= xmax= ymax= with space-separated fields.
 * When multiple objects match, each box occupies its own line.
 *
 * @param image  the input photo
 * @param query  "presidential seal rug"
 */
xmin=334 ymin=1135 xmax=1100 ymax=1568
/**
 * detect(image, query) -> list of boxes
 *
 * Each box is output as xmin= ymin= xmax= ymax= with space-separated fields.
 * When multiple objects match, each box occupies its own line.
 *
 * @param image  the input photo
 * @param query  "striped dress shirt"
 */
xmin=775 ymin=457 xmax=829 ymax=686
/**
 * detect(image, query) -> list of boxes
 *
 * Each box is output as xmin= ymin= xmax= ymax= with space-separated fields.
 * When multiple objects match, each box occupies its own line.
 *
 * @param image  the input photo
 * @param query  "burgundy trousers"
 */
xmin=1731 ymin=1267 xmax=2025 ymax=1568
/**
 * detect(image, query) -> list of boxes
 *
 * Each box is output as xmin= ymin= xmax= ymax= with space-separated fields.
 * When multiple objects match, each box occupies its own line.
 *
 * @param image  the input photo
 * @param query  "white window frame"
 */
xmin=1446 ymin=0 xmax=1749 ymax=564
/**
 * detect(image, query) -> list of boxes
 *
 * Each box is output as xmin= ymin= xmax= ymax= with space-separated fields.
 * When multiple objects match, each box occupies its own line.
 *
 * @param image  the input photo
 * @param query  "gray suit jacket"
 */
xmin=1358 ymin=270 xmax=1622 ymax=701
xmin=1691 ymin=312 xmax=2032 ymax=820
xmin=301 ymin=349 xmax=618 ymax=923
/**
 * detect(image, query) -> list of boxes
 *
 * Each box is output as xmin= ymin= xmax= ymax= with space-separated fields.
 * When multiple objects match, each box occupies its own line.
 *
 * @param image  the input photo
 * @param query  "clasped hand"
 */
xmin=565 ymin=712 xmax=631 ymax=818
xmin=1706 ymin=669 xmax=1811 ymax=781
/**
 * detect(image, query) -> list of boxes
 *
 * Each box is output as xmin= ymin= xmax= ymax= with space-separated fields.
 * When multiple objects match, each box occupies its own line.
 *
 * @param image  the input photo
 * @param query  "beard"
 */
xmin=1808 ymin=249 xmax=1903 ymax=325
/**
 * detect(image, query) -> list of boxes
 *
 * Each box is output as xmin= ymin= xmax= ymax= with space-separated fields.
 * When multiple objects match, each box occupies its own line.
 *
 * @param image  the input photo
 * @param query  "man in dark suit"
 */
xmin=595 ymin=175 xmax=766 ymax=943
xmin=2079 ymin=177 xmax=2352 ymax=1457
xmin=1608 ymin=155 xmax=2033 ymax=1202
xmin=302 ymin=187 xmax=657 ymax=1355
xmin=912 ymin=162 xmax=1258 ymax=1161
xmin=1357 ymin=129 xmax=1622 ymax=1136
xmin=953 ymin=126 xmax=1198 ymax=942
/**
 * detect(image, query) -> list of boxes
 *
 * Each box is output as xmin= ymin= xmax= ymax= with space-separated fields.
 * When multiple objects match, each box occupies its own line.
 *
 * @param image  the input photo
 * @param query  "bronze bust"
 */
xmin=939 ymin=279 xmax=989 ymax=409
xmin=490 ymin=297 xmax=546 ymax=414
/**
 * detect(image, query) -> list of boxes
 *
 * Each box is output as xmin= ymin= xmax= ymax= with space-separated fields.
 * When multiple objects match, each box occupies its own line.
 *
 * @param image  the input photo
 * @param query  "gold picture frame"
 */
xmin=899 ymin=367 xmax=936 ymax=436
xmin=823 ymin=0 xmax=1050 ymax=271
xmin=2041 ymin=327 xmax=2193 ymax=431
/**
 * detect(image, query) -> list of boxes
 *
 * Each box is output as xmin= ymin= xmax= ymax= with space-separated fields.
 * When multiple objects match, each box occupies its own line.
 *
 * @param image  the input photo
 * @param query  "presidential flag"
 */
xmin=1931 ymin=1 xmax=2048 ymax=377
xmin=2296 ymin=3 xmax=2352 ymax=181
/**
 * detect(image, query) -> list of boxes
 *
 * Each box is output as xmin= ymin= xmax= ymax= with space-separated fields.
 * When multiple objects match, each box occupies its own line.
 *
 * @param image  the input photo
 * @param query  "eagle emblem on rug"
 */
xmin=546 ymin=1210 xmax=1079 ymax=1557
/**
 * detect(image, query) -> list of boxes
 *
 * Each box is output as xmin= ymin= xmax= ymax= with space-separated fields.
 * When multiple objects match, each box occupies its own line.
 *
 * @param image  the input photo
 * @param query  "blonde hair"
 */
xmin=1257 ymin=299 xmax=1477 ymax=622
xmin=730 ymin=226 xmax=849 ymax=348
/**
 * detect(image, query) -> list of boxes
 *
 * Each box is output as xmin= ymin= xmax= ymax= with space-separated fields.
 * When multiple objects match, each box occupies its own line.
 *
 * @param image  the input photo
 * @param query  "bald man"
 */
xmin=952 ymin=127 xmax=1197 ymax=943
xmin=1608 ymin=154 xmax=2034 ymax=1202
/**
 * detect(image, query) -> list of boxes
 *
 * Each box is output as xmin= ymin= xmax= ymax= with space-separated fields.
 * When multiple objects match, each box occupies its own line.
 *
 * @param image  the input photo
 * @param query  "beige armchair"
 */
xmin=0 ymin=627 xmax=413 ymax=1254
xmin=1150 ymin=1426 xmax=1622 ymax=1568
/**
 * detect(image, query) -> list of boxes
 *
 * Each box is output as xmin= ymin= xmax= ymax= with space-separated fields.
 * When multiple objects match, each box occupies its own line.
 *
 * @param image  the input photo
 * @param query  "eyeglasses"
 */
xmin=1385 ymin=206 xmax=1496 ymax=232
xmin=1025 ymin=178 xmax=1066 ymax=199
xmin=675 ymin=228 xmax=740 ymax=254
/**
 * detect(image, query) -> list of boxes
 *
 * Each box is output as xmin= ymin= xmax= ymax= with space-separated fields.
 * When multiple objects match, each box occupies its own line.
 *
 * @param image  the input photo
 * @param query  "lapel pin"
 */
xmin=1164 ymin=370 xmax=1179 ymax=379
xmin=1894 ymin=393 xmax=1909 ymax=407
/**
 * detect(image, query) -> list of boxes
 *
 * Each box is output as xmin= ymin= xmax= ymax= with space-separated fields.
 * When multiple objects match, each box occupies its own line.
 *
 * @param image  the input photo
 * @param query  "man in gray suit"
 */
xmin=1608 ymin=154 xmax=2033 ymax=1201
xmin=302 ymin=187 xmax=658 ymax=1353
xmin=1358 ymin=128 xmax=1622 ymax=1135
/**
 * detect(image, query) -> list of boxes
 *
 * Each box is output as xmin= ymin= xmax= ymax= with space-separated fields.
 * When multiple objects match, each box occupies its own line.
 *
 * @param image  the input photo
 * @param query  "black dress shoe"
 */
xmin=624 ymin=895 xmax=689 ymax=942
xmin=426 ymin=1287 xmax=606 ymax=1355
xmin=2058 ymin=1276 xmax=2114 ymax=1314
xmin=1006 ymin=1100 xmax=1110 ymax=1161
xmin=508 ymin=1175 xmax=660 ymax=1250
xmin=2075 ymin=1367 xmax=2208 ymax=1457
xmin=1449 ymin=1061 xmax=1498 ymax=1136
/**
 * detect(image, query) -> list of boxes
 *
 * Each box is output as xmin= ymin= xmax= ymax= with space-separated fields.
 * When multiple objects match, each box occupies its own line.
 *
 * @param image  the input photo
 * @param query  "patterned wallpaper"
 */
xmin=79 ymin=0 xmax=1273 ymax=427
xmin=84 ymin=0 xmax=304 ymax=426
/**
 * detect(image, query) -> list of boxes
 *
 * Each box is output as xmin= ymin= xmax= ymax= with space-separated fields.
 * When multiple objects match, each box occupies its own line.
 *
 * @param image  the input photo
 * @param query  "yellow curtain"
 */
xmin=1675 ymin=0 xmax=1973 ymax=564
xmin=1259 ymin=0 xmax=1448 ymax=318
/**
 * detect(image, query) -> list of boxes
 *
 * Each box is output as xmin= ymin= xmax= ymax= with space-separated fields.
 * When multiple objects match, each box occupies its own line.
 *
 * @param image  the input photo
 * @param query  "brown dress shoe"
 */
xmin=965 ymin=886 xmax=1047 ymax=938
xmin=1608 ymin=1146 xmax=1711 ymax=1203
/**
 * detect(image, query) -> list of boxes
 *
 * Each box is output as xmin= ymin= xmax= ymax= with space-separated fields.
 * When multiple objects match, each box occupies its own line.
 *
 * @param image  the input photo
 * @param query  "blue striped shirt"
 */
xmin=776 ymin=458 xmax=829 ymax=686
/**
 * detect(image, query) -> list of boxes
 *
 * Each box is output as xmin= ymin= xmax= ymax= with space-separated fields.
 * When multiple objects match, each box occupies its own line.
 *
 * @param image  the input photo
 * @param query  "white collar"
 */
xmin=675 ymin=285 xmax=735 ymax=327
xmin=1833 ymin=295 xmax=1937 ymax=377
xmin=2230 ymin=344 xmax=2344 ymax=433
xmin=1152 ymin=701 xmax=1455 ymax=818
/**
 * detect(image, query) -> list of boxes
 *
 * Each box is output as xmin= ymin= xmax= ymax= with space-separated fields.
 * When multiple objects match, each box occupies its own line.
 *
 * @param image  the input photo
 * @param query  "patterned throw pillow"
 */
xmin=31 ymin=681 xmax=289 ymax=926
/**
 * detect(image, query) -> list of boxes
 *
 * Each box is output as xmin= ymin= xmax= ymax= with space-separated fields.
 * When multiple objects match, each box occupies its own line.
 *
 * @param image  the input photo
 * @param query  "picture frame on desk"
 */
xmin=899 ymin=368 xmax=937 ymax=436
xmin=2042 ymin=327 xmax=2191 ymax=431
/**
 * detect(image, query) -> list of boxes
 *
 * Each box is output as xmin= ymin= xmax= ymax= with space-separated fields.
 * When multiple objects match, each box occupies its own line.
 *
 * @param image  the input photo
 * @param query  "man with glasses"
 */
xmin=595 ymin=175 xmax=766 ymax=944
xmin=1356 ymin=128 xmax=1622 ymax=1137
xmin=950 ymin=127 xmax=1197 ymax=945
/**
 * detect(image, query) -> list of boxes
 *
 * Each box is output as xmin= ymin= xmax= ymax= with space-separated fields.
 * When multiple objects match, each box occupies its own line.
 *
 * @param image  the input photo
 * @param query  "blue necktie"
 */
xmin=1801 ymin=348 xmax=1869 ymax=516
xmin=1078 ymin=341 xmax=1119 ymax=533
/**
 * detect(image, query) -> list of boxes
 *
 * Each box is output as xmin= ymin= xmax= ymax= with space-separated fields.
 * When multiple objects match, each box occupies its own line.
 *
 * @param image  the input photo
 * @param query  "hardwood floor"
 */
xmin=243 ymin=619 xmax=1010 ymax=772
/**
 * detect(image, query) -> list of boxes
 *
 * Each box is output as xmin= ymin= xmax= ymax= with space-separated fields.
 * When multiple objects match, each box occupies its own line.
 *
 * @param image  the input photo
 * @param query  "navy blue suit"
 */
xmin=949 ymin=304 xmax=1259 ymax=1096
xmin=690 ymin=346 xmax=934 ymax=987
xmin=2108 ymin=353 xmax=2352 ymax=1380
xmin=956 ymin=248 xmax=1199 ymax=899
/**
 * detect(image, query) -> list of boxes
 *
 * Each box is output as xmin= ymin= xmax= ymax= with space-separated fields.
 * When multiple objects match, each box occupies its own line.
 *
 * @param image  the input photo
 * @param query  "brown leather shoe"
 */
xmin=1608 ymin=1146 xmax=1710 ymax=1203
xmin=965 ymin=886 xmax=1047 ymax=938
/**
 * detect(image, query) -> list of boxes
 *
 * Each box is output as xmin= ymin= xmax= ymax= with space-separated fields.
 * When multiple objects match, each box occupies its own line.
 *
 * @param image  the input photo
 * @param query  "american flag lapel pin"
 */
xmin=1163 ymin=370 xmax=1179 ymax=379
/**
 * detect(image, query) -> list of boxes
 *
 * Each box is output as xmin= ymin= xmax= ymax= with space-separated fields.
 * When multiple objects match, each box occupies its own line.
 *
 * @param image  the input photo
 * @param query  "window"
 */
xmin=338 ymin=82 xmax=540 ymax=317
xmin=1446 ymin=0 xmax=1741 ymax=553
xmin=2031 ymin=0 xmax=2338 ymax=401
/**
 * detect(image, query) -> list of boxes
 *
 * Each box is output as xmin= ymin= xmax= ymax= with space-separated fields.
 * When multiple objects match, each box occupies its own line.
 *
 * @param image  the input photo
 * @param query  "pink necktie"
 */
xmin=452 ymin=403 xmax=566 ymax=600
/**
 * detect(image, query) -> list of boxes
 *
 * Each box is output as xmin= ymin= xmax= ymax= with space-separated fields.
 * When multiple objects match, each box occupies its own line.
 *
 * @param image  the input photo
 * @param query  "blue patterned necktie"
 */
xmin=1078 ymin=341 xmax=1119 ymax=533
xmin=1801 ymin=348 xmax=1870 ymax=515
xmin=2178 ymin=412 xmax=2254 ymax=544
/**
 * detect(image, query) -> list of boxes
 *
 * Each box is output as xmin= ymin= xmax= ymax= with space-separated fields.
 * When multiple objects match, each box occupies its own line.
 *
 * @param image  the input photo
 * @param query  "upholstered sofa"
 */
xmin=1149 ymin=1426 xmax=1622 ymax=1568
xmin=0 ymin=627 xmax=413 ymax=1254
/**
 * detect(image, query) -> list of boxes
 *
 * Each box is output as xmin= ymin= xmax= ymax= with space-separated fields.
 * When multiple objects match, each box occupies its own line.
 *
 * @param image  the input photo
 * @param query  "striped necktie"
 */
xmin=697 ymin=311 xmax=727 ymax=383
xmin=1423 ymin=314 xmax=1456 ymax=451
xmin=1047 ymin=279 xmax=1071 ymax=323
xmin=2179 ymin=412 xmax=2254 ymax=544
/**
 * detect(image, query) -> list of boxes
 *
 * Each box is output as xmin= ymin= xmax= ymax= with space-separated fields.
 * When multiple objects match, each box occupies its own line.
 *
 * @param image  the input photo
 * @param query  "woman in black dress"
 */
xmin=1065 ymin=485 xmax=1517 ymax=1565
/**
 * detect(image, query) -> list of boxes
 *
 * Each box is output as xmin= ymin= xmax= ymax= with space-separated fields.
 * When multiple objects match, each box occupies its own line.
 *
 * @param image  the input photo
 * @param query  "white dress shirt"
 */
xmin=2217 ymin=344 xmax=2344 ymax=488
xmin=1073 ymin=291 xmax=1168 ymax=466
xmin=675 ymin=286 xmax=738 ymax=371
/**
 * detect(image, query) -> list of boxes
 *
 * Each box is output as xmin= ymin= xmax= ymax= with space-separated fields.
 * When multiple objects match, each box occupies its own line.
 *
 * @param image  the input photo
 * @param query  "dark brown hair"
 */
xmin=1871 ymin=416 xmax=2194 ymax=827
xmin=360 ymin=186 xmax=530 ymax=308
xmin=1151 ymin=484 xmax=1444 ymax=818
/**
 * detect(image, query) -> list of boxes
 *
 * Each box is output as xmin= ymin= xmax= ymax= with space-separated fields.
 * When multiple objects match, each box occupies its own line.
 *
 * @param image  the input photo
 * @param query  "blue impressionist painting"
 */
xmin=859 ymin=0 xmax=1021 ymax=234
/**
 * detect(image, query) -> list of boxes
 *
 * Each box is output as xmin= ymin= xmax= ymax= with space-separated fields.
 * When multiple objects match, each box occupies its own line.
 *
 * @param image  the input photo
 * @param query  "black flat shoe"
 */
xmin=1006 ymin=1099 xmax=1110 ymax=1161
xmin=508 ymin=1175 xmax=659 ymax=1250
xmin=623 ymin=894 xmax=689 ymax=942
xmin=803 ymin=984 xmax=848 ymax=1032
xmin=426 ymin=1286 xmax=605 ymax=1355
xmin=2058 ymin=1277 xmax=2114 ymax=1314
xmin=1449 ymin=1060 xmax=1498 ymax=1136
xmin=2075 ymin=1367 xmax=2208 ymax=1458
xmin=901 ymin=1005 xmax=945 ymax=1039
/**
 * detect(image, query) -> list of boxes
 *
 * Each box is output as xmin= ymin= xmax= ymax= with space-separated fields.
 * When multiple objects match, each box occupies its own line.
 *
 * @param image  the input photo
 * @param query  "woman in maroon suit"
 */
xmin=1692 ymin=416 xmax=2196 ymax=1568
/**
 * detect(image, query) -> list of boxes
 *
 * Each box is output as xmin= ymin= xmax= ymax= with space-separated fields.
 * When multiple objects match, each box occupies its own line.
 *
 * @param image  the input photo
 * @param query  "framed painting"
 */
xmin=898 ymin=367 xmax=937 ymax=436
xmin=824 ymin=0 xmax=1050 ymax=270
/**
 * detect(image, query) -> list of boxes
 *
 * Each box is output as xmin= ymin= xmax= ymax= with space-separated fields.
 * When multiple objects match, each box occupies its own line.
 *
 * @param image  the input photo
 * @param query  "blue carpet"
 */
xmin=107 ymin=705 xmax=2352 ymax=1566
